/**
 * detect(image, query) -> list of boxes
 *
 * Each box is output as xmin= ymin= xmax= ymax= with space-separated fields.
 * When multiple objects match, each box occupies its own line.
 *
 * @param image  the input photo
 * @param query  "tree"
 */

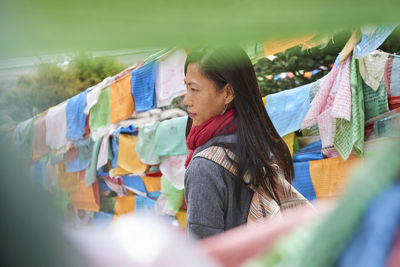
xmin=2 ymin=53 xmax=127 ymax=127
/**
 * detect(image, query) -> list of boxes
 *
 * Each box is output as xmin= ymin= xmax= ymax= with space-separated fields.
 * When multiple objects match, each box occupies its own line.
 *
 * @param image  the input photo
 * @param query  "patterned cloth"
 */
xmin=155 ymin=116 xmax=188 ymax=157
xmin=66 ymin=90 xmax=88 ymax=141
xmin=384 ymin=55 xmax=400 ymax=110
xmin=309 ymin=154 xmax=363 ymax=199
xmin=390 ymin=55 xmax=400 ymax=96
xmin=354 ymin=24 xmax=398 ymax=59
xmin=135 ymin=121 xmax=160 ymax=165
xmin=334 ymin=56 xmax=365 ymax=159
xmin=117 ymin=134 xmax=147 ymax=175
xmin=266 ymin=82 xmax=313 ymax=137
xmin=135 ymin=195 xmax=156 ymax=212
xmin=57 ymin=162 xmax=81 ymax=192
xmin=302 ymin=57 xmax=351 ymax=149
xmin=292 ymin=161 xmax=317 ymax=201
xmin=374 ymin=113 xmax=400 ymax=138
xmin=114 ymin=195 xmax=136 ymax=217
xmin=84 ymin=137 xmax=103 ymax=187
xmin=159 ymin=154 xmax=187 ymax=190
xmin=96 ymin=126 xmax=116 ymax=170
xmin=110 ymin=74 xmax=135 ymax=123
xmin=155 ymin=49 xmax=187 ymax=107
xmin=74 ymin=137 xmax=93 ymax=162
xmin=363 ymin=77 xmax=389 ymax=120
xmin=331 ymin=57 xmax=352 ymax=121
xmin=141 ymin=176 xmax=161 ymax=193
xmin=88 ymin=86 xmax=111 ymax=133
xmin=122 ymin=175 xmax=147 ymax=195
xmin=131 ymin=61 xmax=157 ymax=112
xmin=161 ymin=175 xmax=184 ymax=214
xmin=292 ymin=139 xmax=323 ymax=162
xmin=70 ymin=179 xmax=100 ymax=212
xmin=358 ymin=50 xmax=389 ymax=91
xmin=66 ymin=149 xmax=90 ymax=173
xmin=84 ymin=77 xmax=114 ymax=115
xmin=46 ymin=101 xmax=70 ymax=150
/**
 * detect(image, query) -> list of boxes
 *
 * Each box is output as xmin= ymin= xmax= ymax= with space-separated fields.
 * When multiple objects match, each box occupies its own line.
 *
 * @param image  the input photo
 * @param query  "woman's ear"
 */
xmin=224 ymin=83 xmax=235 ymax=105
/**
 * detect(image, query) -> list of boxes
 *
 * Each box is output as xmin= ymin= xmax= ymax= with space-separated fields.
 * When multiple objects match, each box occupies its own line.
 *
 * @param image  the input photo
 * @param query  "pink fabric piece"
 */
xmin=301 ymin=68 xmax=337 ymax=128
xmin=97 ymin=127 xmax=116 ymax=170
xmin=321 ymin=146 xmax=341 ymax=158
xmin=104 ymin=177 xmax=124 ymax=197
xmin=160 ymin=154 xmax=187 ymax=190
xmin=387 ymin=230 xmax=400 ymax=267
xmin=155 ymin=49 xmax=187 ymax=107
xmin=302 ymin=57 xmax=351 ymax=148
xmin=198 ymin=201 xmax=334 ymax=267
xmin=317 ymin=107 xmax=336 ymax=148
xmin=331 ymin=57 xmax=351 ymax=120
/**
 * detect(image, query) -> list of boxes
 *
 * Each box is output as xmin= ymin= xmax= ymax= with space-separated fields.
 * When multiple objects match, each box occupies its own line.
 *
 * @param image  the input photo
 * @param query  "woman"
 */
xmin=183 ymin=46 xmax=294 ymax=239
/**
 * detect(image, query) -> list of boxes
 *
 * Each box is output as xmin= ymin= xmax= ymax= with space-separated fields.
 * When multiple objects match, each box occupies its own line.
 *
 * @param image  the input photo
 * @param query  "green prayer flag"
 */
xmin=85 ymin=137 xmax=103 ymax=187
xmin=161 ymin=175 xmax=184 ymax=213
xmin=334 ymin=56 xmax=365 ymax=160
xmin=89 ymin=87 xmax=111 ymax=131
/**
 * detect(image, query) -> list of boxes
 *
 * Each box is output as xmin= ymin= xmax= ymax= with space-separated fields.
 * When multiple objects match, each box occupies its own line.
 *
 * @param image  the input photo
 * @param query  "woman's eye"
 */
xmin=190 ymin=88 xmax=198 ymax=92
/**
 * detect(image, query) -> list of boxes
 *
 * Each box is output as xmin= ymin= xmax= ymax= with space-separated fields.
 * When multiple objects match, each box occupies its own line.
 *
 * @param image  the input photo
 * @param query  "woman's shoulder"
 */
xmin=186 ymin=155 xmax=227 ymax=179
xmin=193 ymin=133 xmax=237 ymax=155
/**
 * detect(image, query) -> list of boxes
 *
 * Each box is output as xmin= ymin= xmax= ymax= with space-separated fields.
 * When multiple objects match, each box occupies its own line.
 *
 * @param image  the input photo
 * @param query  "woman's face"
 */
xmin=183 ymin=63 xmax=230 ymax=127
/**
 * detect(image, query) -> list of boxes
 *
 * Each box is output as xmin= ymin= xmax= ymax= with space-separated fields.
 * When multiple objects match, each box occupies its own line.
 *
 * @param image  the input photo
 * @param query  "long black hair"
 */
xmin=184 ymin=45 xmax=294 ymax=204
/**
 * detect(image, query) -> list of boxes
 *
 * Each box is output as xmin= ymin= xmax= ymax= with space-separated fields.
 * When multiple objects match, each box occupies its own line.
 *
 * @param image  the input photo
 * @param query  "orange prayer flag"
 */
xmin=114 ymin=195 xmax=135 ymax=216
xmin=304 ymin=71 xmax=312 ymax=78
xmin=309 ymin=155 xmax=364 ymax=199
xmin=70 ymin=179 xmax=100 ymax=212
xmin=176 ymin=209 xmax=187 ymax=229
xmin=57 ymin=163 xmax=81 ymax=192
xmin=141 ymin=176 xmax=161 ymax=192
xmin=117 ymin=134 xmax=148 ymax=174
xmin=110 ymin=74 xmax=135 ymax=123
xmin=111 ymin=165 xmax=132 ymax=177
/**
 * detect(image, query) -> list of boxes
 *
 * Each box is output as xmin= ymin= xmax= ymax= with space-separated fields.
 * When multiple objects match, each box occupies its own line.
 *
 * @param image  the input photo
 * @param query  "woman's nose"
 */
xmin=183 ymin=93 xmax=190 ymax=106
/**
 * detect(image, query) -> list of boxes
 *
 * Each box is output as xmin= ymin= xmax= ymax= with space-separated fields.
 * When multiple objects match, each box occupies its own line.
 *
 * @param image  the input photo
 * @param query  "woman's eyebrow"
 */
xmin=184 ymin=79 xmax=199 ymax=86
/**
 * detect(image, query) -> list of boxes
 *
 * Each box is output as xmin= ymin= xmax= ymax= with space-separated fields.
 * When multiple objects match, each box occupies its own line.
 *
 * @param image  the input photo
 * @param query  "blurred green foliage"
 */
xmin=1 ymin=0 xmax=400 ymax=59
xmin=1 ymin=54 xmax=127 ymax=127
xmin=254 ymin=31 xmax=349 ymax=96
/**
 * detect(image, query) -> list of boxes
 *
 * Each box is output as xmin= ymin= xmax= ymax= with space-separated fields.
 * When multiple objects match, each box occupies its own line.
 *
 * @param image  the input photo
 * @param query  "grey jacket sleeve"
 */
xmin=185 ymin=157 xmax=227 ymax=239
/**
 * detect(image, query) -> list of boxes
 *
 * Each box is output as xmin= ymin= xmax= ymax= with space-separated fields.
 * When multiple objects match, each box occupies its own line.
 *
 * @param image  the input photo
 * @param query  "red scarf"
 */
xmin=185 ymin=108 xmax=237 ymax=168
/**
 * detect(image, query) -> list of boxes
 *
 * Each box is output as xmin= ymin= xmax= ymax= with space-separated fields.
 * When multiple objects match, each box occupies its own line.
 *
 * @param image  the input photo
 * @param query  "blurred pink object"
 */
xmin=104 ymin=177 xmax=124 ymax=196
xmin=387 ymin=230 xmax=400 ymax=267
xmin=199 ymin=201 xmax=334 ymax=267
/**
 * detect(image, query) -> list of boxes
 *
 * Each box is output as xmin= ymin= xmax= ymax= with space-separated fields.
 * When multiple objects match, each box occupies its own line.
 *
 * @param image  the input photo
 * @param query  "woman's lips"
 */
xmin=188 ymin=112 xmax=196 ymax=118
